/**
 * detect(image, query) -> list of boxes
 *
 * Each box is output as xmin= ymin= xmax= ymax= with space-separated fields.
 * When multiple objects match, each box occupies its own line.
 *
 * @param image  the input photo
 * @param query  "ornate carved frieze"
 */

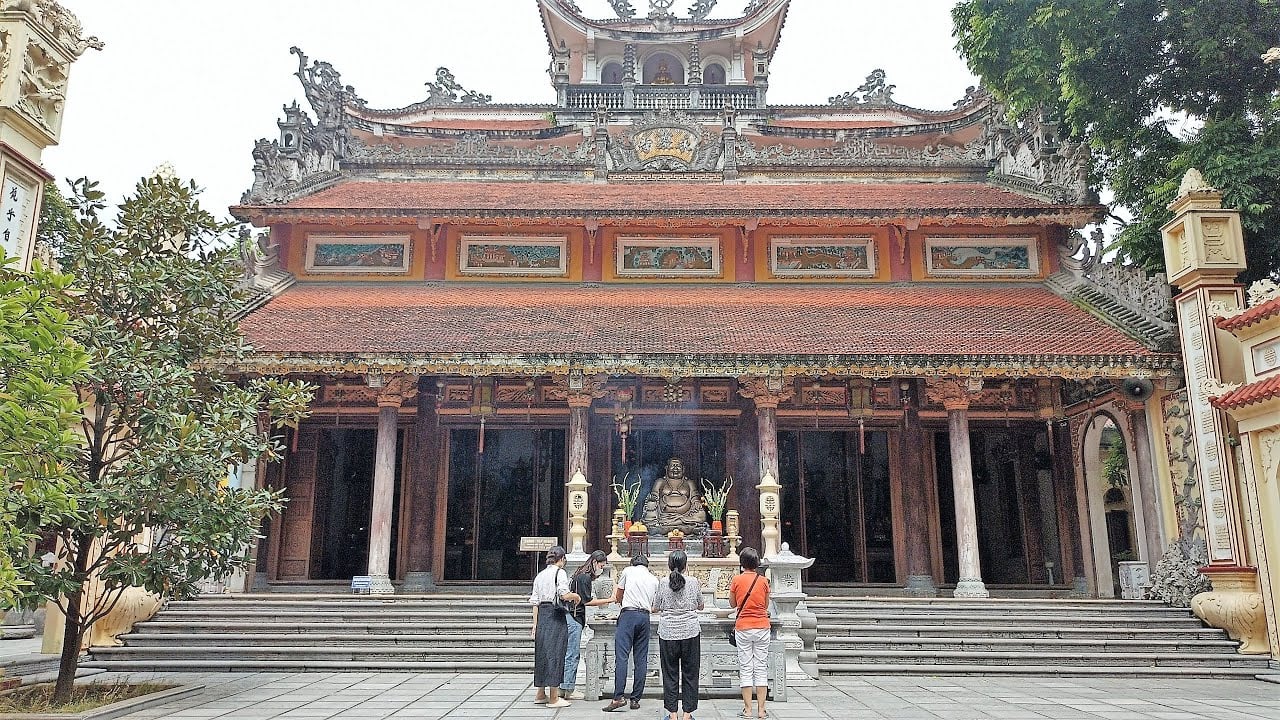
xmin=373 ymin=374 xmax=419 ymax=408
xmin=738 ymin=376 xmax=796 ymax=410
xmin=607 ymin=108 xmax=722 ymax=173
xmin=736 ymin=135 xmax=986 ymax=168
xmin=348 ymin=133 xmax=594 ymax=167
xmin=985 ymin=102 xmax=1093 ymax=204
xmin=1 ymin=0 xmax=101 ymax=56
xmin=423 ymin=67 xmax=492 ymax=106
xmin=14 ymin=38 xmax=66 ymax=132
xmin=924 ymin=378 xmax=984 ymax=411
xmin=1052 ymin=228 xmax=1175 ymax=349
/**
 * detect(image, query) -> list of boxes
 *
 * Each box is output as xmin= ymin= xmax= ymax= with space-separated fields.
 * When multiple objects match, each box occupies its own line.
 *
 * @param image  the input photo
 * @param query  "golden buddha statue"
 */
xmin=652 ymin=59 xmax=674 ymax=85
xmin=642 ymin=458 xmax=706 ymax=534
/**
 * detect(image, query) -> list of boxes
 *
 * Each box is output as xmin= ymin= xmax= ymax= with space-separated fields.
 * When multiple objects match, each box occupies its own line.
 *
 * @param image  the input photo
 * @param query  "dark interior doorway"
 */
xmin=610 ymin=428 xmax=728 ymax=523
xmin=778 ymin=430 xmax=896 ymax=583
xmin=312 ymin=428 xmax=402 ymax=580
xmin=445 ymin=428 xmax=566 ymax=581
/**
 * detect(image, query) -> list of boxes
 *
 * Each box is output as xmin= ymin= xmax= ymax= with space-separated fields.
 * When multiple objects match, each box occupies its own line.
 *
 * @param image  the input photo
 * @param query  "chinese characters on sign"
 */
xmin=0 ymin=176 xmax=32 ymax=262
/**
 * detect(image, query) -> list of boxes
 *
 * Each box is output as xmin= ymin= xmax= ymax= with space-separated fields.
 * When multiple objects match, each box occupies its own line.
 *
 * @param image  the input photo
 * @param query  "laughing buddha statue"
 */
xmin=642 ymin=457 xmax=706 ymax=535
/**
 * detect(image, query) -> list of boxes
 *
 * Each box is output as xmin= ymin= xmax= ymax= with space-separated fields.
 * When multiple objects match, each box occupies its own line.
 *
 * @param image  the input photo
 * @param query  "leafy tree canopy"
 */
xmin=0 ymin=255 xmax=86 ymax=607
xmin=953 ymin=0 xmax=1280 ymax=281
xmin=20 ymin=173 xmax=312 ymax=702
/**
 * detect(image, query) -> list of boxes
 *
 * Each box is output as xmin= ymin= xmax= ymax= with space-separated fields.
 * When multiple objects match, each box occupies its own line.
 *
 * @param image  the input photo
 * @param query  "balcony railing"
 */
xmin=564 ymin=84 xmax=758 ymax=111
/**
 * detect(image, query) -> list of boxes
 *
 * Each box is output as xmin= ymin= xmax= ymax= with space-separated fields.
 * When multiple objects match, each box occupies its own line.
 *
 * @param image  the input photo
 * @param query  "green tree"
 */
xmin=953 ymin=0 xmax=1280 ymax=281
xmin=19 ymin=174 xmax=312 ymax=704
xmin=0 ymin=256 xmax=86 ymax=608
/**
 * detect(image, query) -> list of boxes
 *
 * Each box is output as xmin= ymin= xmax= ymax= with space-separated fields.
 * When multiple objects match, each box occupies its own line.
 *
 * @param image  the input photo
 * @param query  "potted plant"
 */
xmin=701 ymin=476 xmax=733 ymax=533
xmin=612 ymin=473 xmax=642 ymax=533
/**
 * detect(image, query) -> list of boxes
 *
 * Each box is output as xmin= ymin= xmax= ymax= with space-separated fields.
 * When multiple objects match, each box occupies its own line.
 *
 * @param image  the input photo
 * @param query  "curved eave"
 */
xmin=232 ymin=205 xmax=1101 ymax=227
xmin=539 ymin=0 xmax=789 ymax=56
xmin=218 ymin=350 xmax=1181 ymax=382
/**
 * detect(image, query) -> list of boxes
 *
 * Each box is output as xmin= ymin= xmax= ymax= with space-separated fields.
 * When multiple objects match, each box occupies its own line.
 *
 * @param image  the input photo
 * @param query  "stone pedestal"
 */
xmin=766 ymin=543 xmax=816 ymax=684
xmin=1192 ymin=566 xmax=1268 ymax=654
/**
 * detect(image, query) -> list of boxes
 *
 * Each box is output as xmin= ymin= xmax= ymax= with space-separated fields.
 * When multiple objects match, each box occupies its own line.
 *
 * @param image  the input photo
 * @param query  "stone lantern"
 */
xmin=766 ymin=542 xmax=815 ymax=684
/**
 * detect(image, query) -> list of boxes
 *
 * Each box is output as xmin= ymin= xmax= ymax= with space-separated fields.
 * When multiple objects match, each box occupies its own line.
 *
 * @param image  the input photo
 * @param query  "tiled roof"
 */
xmin=1211 ymin=375 xmax=1280 ymax=410
xmin=239 ymin=282 xmax=1160 ymax=361
xmin=1217 ymin=298 xmax=1280 ymax=333
xmin=237 ymin=181 xmax=1074 ymax=216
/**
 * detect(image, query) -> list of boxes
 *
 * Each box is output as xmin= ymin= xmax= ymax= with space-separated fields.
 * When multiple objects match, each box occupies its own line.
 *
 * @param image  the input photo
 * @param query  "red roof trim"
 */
xmin=1217 ymin=298 xmax=1280 ymax=333
xmin=1211 ymin=374 xmax=1280 ymax=410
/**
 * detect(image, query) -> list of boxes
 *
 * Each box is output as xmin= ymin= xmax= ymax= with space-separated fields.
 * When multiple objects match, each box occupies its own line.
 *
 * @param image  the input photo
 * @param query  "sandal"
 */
xmin=533 ymin=697 xmax=548 ymax=705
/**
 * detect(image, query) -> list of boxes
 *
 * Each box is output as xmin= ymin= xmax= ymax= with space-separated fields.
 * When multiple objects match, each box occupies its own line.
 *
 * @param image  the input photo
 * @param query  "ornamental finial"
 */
xmin=1177 ymin=168 xmax=1216 ymax=198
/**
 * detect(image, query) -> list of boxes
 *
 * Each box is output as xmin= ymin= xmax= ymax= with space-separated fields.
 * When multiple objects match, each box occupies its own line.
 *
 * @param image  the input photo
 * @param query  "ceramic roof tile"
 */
xmin=1210 ymin=375 xmax=1280 ymax=410
xmin=239 ymin=282 xmax=1159 ymax=360
xmin=1217 ymin=297 xmax=1280 ymax=333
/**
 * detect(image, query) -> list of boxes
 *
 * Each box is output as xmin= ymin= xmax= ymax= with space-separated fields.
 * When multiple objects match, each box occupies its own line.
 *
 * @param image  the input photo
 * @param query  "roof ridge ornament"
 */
xmin=290 ymin=47 xmax=363 ymax=128
xmin=648 ymin=0 xmax=676 ymax=21
xmin=609 ymin=0 xmax=637 ymax=20
xmin=829 ymin=69 xmax=897 ymax=106
xmin=1177 ymin=168 xmax=1216 ymax=198
xmin=688 ymin=0 xmax=716 ymax=20
xmin=424 ymin=67 xmax=492 ymax=106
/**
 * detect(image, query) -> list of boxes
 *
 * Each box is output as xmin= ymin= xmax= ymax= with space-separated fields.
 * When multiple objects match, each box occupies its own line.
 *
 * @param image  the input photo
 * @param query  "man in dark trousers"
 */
xmin=603 ymin=554 xmax=658 ymax=712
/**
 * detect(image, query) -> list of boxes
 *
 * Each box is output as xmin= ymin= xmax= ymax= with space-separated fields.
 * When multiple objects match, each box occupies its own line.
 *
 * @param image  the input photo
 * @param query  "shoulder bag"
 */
xmin=726 ymin=572 xmax=761 ymax=647
xmin=552 ymin=568 xmax=573 ymax=613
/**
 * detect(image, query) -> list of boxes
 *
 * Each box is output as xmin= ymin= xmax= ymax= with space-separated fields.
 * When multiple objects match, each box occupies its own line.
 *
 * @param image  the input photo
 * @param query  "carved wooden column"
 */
xmin=739 ymin=376 xmax=795 ymax=556
xmin=568 ymin=393 xmax=591 ymax=479
xmin=404 ymin=376 xmax=439 ymax=592
xmin=566 ymin=391 xmax=592 ymax=559
xmin=1054 ymin=418 xmax=1088 ymax=593
xmin=899 ymin=379 xmax=937 ymax=596
xmin=366 ymin=374 xmax=416 ymax=595
xmin=928 ymin=378 xmax=989 ymax=598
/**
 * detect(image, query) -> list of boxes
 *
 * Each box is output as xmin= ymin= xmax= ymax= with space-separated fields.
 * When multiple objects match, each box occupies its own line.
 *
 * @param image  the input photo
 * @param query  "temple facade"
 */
xmin=231 ymin=0 xmax=1185 ymax=599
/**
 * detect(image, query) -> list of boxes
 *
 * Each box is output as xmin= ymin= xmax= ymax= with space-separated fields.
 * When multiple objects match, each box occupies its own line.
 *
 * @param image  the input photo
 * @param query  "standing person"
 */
xmin=603 ymin=554 xmax=659 ymax=712
xmin=652 ymin=550 xmax=703 ymax=720
xmin=560 ymin=550 xmax=611 ymax=700
xmin=530 ymin=545 xmax=580 ymax=709
xmin=729 ymin=547 xmax=770 ymax=719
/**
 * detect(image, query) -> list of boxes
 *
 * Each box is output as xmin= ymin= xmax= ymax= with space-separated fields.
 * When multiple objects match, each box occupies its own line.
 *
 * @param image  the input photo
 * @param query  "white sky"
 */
xmin=46 ymin=1 xmax=975 ymax=218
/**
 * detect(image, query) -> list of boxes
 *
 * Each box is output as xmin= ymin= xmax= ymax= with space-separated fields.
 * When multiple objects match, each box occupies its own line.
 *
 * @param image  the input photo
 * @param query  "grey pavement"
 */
xmin=77 ymin=672 xmax=1280 ymax=720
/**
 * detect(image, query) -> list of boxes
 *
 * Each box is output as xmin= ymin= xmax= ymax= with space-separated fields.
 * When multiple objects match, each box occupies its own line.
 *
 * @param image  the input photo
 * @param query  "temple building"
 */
xmin=231 ymin=0 xmax=1187 ymax=600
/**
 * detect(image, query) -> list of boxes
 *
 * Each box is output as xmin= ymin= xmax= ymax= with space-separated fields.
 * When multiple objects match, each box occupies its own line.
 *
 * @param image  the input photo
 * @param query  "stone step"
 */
xmin=90 ymin=645 xmax=533 ymax=663
xmin=122 ymin=633 xmax=535 ymax=647
xmin=814 ymin=649 xmax=1270 ymax=669
xmin=151 ymin=610 xmax=532 ymax=623
xmin=809 ymin=611 xmax=1205 ymax=628
xmin=133 ymin=621 xmax=534 ymax=636
xmin=84 ymin=658 xmax=532 ymax=673
xmin=816 ymin=623 xmax=1228 ymax=641
xmin=816 ymin=663 xmax=1267 ymax=679
xmin=816 ymin=636 xmax=1240 ymax=654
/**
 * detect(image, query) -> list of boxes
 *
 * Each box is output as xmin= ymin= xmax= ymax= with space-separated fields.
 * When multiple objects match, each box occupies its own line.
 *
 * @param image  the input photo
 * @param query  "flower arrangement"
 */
xmin=700 ymin=476 xmax=733 ymax=522
xmin=611 ymin=472 xmax=642 ymax=519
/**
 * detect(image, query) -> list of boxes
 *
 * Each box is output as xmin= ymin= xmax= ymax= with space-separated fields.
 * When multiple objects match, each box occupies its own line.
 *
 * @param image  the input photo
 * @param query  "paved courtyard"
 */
xmin=95 ymin=672 xmax=1280 ymax=720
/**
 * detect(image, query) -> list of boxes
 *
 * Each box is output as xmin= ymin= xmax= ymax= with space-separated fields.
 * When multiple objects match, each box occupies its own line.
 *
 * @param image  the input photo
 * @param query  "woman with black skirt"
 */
xmin=529 ymin=545 xmax=580 ymax=709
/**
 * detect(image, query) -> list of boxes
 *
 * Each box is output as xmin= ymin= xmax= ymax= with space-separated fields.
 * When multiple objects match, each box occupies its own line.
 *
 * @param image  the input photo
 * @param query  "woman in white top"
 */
xmin=530 ymin=545 xmax=580 ymax=708
xmin=652 ymin=549 xmax=703 ymax=720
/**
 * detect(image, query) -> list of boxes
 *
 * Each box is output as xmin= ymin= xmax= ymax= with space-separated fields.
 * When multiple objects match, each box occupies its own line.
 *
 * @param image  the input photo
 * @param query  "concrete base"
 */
xmin=904 ymin=575 xmax=938 ymax=597
xmin=953 ymin=579 xmax=989 ymax=599
xmin=366 ymin=575 xmax=396 ymax=595
xmin=1071 ymin=577 xmax=1090 ymax=597
xmin=251 ymin=571 xmax=270 ymax=592
xmin=401 ymin=571 xmax=436 ymax=593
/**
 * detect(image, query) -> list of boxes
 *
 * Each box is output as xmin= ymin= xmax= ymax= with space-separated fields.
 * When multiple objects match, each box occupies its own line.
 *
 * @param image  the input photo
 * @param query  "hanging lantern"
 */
xmin=470 ymin=377 xmax=496 ymax=454
xmin=848 ymin=379 xmax=874 ymax=454
xmin=614 ymin=388 xmax=635 ymax=462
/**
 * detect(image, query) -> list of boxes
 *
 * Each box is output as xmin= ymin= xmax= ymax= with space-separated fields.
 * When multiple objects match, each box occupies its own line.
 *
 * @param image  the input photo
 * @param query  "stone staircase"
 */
xmin=86 ymin=594 xmax=536 ymax=673
xmin=809 ymin=597 xmax=1272 ymax=678
xmin=86 ymin=594 xmax=1273 ymax=678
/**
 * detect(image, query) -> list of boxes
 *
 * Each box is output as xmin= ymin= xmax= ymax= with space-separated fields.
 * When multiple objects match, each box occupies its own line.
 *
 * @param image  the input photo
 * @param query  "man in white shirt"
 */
xmin=603 ymin=554 xmax=659 ymax=712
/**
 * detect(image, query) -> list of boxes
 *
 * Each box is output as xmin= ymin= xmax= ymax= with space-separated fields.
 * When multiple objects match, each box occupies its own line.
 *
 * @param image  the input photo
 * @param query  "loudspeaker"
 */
xmin=1121 ymin=378 xmax=1155 ymax=401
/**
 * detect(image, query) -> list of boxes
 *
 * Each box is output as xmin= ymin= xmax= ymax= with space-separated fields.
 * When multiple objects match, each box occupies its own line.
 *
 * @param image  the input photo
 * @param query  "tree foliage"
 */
xmin=0 ymin=256 xmax=86 ymax=608
xmin=953 ymin=0 xmax=1280 ymax=281
xmin=18 ymin=174 xmax=312 ymax=703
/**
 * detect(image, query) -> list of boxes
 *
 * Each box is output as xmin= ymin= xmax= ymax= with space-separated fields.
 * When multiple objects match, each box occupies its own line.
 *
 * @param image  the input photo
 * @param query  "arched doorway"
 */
xmin=1080 ymin=411 xmax=1146 ymax=597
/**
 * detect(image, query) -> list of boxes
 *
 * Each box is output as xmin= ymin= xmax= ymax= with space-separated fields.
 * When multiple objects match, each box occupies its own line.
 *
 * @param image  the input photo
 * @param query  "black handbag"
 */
xmin=726 ymin=572 xmax=761 ymax=647
xmin=552 ymin=569 xmax=573 ymax=613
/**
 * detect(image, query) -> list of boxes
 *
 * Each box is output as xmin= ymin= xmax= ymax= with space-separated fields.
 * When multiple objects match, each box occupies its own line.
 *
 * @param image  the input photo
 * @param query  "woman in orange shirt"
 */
xmin=728 ymin=547 xmax=770 ymax=719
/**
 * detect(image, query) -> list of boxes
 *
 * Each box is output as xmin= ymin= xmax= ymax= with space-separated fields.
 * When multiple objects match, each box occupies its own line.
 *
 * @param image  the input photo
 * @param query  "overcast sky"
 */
xmin=45 ymin=1 xmax=974 ymax=217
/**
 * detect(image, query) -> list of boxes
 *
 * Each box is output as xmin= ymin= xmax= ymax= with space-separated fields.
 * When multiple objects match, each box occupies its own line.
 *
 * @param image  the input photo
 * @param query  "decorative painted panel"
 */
xmin=924 ymin=236 xmax=1039 ymax=277
xmin=616 ymin=236 xmax=721 ymax=278
xmin=304 ymin=234 xmax=411 ymax=274
xmin=458 ymin=235 xmax=569 ymax=277
xmin=768 ymin=236 xmax=875 ymax=278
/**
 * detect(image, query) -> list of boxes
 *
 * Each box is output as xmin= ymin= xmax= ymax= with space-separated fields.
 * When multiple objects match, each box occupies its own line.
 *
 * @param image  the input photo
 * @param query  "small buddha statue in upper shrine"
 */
xmin=652 ymin=59 xmax=675 ymax=85
xmin=642 ymin=457 xmax=706 ymax=535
